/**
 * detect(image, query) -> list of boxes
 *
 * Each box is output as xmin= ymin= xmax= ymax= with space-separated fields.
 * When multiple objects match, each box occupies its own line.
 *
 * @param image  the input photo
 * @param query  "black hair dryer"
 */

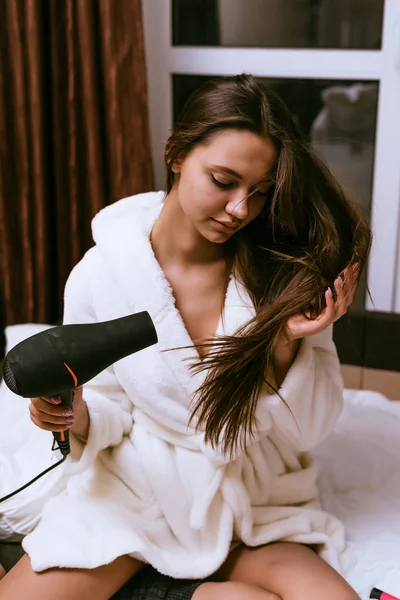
xmin=2 ymin=312 xmax=157 ymax=456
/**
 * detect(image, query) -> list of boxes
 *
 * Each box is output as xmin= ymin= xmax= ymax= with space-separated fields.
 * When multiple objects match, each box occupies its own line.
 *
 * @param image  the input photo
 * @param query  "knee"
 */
xmin=215 ymin=582 xmax=281 ymax=600
xmin=192 ymin=581 xmax=281 ymax=600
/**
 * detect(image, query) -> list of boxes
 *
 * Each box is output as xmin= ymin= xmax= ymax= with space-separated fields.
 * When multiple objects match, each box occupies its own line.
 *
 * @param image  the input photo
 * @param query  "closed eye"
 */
xmin=210 ymin=173 xmax=234 ymax=189
xmin=249 ymin=187 xmax=270 ymax=200
xmin=210 ymin=173 xmax=273 ymax=198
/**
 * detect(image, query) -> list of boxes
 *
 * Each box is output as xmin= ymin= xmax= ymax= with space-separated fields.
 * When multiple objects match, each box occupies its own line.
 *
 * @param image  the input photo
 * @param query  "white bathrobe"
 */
xmin=20 ymin=191 xmax=351 ymax=577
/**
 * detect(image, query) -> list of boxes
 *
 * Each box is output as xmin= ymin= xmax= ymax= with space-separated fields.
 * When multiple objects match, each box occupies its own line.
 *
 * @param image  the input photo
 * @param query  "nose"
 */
xmin=225 ymin=191 xmax=249 ymax=221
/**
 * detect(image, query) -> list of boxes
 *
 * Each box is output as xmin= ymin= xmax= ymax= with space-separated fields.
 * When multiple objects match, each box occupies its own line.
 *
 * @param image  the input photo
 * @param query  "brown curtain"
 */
xmin=0 ymin=0 xmax=153 ymax=342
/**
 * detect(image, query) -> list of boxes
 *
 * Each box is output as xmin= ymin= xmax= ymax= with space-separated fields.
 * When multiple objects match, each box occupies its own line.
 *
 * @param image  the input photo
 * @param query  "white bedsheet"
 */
xmin=314 ymin=389 xmax=400 ymax=599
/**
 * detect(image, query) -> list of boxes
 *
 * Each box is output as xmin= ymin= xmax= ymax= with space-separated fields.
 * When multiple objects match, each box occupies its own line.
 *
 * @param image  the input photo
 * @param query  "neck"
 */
xmin=150 ymin=190 xmax=226 ymax=266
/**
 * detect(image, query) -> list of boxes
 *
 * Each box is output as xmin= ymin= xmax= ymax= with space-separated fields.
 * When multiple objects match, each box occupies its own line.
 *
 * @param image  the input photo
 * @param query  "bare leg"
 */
xmin=0 ymin=552 xmax=143 ymax=600
xmin=193 ymin=581 xmax=280 ymax=600
xmin=0 ymin=562 xmax=5 ymax=581
xmin=216 ymin=542 xmax=360 ymax=600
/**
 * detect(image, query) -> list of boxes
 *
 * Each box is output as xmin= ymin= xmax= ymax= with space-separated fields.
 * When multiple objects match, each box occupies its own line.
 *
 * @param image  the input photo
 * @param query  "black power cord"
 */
xmin=0 ymin=445 xmax=67 ymax=504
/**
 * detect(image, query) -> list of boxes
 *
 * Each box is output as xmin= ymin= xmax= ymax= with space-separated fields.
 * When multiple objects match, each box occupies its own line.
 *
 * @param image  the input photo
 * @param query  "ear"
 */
xmin=165 ymin=140 xmax=183 ymax=174
xmin=170 ymin=155 xmax=183 ymax=174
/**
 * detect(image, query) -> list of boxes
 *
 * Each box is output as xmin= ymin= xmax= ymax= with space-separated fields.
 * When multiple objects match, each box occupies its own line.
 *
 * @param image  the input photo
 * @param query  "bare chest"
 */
xmin=165 ymin=268 xmax=227 ymax=357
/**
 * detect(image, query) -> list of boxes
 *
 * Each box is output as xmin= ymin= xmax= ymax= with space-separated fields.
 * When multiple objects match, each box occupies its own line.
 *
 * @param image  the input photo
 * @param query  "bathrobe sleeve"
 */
xmin=62 ymin=252 xmax=134 ymax=473
xmin=257 ymin=325 xmax=344 ymax=452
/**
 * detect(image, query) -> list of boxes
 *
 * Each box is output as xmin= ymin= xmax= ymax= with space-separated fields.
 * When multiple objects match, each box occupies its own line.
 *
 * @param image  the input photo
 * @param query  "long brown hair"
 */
xmin=165 ymin=74 xmax=372 ymax=455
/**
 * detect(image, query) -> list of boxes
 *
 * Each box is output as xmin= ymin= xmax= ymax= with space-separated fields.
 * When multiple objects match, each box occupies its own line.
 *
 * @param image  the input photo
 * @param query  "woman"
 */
xmin=0 ymin=74 xmax=371 ymax=599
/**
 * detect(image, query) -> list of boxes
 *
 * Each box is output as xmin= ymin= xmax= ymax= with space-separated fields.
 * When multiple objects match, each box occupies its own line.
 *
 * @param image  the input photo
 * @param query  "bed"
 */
xmin=1 ymin=324 xmax=400 ymax=599
xmin=315 ymin=388 xmax=400 ymax=598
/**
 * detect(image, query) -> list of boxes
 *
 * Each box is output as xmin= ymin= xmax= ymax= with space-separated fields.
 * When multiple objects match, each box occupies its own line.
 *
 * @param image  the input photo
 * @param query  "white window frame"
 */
xmin=142 ymin=0 xmax=400 ymax=313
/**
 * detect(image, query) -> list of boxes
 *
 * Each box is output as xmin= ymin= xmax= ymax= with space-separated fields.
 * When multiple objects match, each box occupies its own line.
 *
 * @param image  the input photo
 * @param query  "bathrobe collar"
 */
xmin=91 ymin=191 xmax=255 ymax=400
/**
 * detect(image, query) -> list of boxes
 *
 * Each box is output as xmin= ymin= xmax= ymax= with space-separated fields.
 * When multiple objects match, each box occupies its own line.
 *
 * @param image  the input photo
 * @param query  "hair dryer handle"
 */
xmin=52 ymin=390 xmax=74 ymax=456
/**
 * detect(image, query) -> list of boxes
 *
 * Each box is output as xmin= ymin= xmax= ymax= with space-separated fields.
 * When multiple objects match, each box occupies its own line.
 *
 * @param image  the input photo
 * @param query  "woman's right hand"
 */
xmin=29 ymin=387 xmax=88 ymax=439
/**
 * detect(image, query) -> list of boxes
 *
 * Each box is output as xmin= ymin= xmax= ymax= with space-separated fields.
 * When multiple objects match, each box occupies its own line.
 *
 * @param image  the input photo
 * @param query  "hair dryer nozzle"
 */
xmin=2 ymin=358 xmax=19 ymax=394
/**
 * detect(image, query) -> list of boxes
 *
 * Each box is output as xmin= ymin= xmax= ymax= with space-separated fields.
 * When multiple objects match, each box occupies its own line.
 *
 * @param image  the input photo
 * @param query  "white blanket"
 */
xmin=315 ymin=389 xmax=400 ymax=599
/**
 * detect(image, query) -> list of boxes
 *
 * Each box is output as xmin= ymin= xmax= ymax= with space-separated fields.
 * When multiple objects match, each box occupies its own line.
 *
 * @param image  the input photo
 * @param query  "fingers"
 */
xmin=333 ymin=277 xmax=348 ymax=318
xmin=286 ymin=265 xmax=360 ymax=339
xmin=287 ymin=285 xmax=343 ymax=340
xmin=341 ymin=264 xmax=359 ymax=301
xmin=29 ymin=395 xmax=75 ymax=432
xmin=72 ymin=386 xmax=83 ymax=406
xmin=325 ymin=286 xmax=336 ymax=316
xmin=333 ymin=266 xmax=359 ymax=317
xmin=313 ymin=287 xmax=336 ymax=328
xmin=287 ymin=305 xmax=327 ymax=339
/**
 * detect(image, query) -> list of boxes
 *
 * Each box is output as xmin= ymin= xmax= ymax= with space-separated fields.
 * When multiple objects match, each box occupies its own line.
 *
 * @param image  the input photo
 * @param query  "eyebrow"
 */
xmin=211 ymin=165 xmax=272 ymax=185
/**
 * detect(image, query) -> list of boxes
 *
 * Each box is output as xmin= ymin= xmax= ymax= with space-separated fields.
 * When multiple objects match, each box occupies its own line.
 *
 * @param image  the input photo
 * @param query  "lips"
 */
xmin=212 ymin=218 xmax=239 ymax=230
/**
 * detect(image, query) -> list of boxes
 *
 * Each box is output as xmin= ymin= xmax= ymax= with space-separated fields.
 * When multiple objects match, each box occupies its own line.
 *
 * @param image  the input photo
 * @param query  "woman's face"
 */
xmin=170 ymin=128 xmax=277 ymax=243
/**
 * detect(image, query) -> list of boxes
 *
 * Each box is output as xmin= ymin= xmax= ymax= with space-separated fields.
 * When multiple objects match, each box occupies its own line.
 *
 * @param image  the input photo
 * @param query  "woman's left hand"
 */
xmin=286 ymin=265 xmax=358 ymax=341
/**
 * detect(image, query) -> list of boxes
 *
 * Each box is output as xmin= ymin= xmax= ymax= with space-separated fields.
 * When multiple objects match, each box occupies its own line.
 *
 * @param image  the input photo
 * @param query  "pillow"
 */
xmin=0 ymin=323 xmax=53 ymax=444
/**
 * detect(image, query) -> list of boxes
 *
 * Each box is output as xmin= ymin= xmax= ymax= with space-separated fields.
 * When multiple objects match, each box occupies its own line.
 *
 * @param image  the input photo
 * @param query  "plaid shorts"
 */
xmin=112 ymin=565 xmax=204 ymax=600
